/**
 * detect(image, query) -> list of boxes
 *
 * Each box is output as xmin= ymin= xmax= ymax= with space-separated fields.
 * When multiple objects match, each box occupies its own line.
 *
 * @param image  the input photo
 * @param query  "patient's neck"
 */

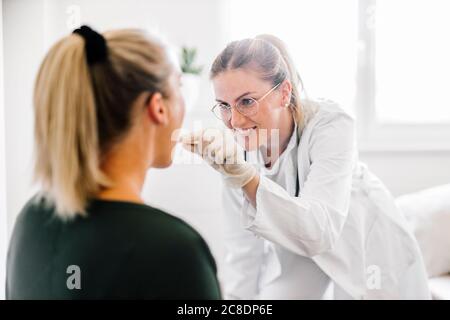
xmin=97 ymin=139 xmax=148 ymax=204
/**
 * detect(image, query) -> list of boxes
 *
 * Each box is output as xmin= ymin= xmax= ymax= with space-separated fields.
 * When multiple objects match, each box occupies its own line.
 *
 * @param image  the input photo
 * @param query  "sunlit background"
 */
xmin=1 ymin=0 xmax=450 ymax=299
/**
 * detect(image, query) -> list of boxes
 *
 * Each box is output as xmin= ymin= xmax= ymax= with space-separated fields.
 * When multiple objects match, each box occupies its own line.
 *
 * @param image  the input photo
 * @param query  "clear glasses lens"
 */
xmin=212 ymin=104 xmax=231 ymax=121
xmin=212 ymin=98 xmax=259 ymax=121
xmin=237 ymin=98 xmax=258 ymax=116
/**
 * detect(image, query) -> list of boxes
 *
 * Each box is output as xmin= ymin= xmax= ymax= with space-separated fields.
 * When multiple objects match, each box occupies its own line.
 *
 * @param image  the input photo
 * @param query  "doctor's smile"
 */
xmin=5 ymin=0 xmax=449 ymax=306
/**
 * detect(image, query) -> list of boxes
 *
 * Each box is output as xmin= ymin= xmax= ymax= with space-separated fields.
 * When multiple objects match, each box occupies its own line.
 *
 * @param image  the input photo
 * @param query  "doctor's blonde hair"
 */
xmin=33 ymin=29 xmax=174 ymax=219
xmin=210 ymin=34 xmax=314 ymax=129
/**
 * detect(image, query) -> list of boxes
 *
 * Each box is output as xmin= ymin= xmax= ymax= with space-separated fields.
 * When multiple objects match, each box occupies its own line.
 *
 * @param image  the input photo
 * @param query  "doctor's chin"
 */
xmin=1 ymin=0 xmax=450 ymax=309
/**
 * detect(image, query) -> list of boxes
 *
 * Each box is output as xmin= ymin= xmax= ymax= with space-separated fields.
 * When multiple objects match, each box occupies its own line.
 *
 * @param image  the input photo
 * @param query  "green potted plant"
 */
xmin=180 ymin=46 xmax=203 ymax=113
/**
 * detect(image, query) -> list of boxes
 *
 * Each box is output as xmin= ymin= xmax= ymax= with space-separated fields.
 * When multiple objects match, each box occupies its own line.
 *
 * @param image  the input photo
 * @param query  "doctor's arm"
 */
xmin=242 ymin=113 xmax=356 ymax=257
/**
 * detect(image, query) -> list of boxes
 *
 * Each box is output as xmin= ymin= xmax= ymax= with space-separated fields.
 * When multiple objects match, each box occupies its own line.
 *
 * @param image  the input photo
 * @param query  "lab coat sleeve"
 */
xmin=222 ymin=183 xmax=265 ymax=299
xmin=243 ymin=112 xmax=356 ymax=257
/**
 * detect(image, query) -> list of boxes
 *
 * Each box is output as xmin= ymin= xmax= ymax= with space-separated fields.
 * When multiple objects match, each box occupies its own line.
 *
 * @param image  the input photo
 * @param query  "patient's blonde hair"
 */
xmin=33 ymin=29 xmax=174 ymax=219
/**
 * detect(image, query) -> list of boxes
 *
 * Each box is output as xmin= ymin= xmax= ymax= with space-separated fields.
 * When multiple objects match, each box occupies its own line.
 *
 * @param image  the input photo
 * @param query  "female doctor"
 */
xmin=180 ymin=35 xmax=430 ymax=299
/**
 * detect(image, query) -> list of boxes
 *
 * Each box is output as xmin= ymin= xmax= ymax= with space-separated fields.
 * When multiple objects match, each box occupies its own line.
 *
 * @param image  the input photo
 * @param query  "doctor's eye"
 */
xmin=238 ymin=98 xmax=257 ymax=108
xmin=219 ymin=103 xmax=230 ymax=110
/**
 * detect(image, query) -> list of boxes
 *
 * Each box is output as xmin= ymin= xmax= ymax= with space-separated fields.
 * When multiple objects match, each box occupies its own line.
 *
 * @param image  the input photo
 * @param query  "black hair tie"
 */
xmin=73 ymin=25 xmax=107 ymax=65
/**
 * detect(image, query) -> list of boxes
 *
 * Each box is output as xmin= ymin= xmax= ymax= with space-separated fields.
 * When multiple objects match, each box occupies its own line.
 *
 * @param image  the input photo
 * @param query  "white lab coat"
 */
xmin=222 ymin=99 xmax=431 ymax=300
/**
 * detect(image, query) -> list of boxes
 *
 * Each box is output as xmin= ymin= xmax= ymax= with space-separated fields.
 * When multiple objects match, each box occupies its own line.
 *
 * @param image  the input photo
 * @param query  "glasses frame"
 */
xmin=211 ymin=82 xmax=281 ymax=122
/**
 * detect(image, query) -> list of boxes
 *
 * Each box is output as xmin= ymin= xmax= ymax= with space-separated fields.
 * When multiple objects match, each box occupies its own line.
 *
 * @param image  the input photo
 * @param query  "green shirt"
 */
xmin=6 ymin=196 xmax=222 ymax=299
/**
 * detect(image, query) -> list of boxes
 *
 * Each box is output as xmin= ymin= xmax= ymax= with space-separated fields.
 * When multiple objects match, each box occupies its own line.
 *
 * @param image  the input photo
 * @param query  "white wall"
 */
xmin=3 ymin=0 xmax=46 ymax=234
xmin=361 ymin=151 xmax=450 ymax=197
xmin=1 ymin=0 xmax=8 ymax=300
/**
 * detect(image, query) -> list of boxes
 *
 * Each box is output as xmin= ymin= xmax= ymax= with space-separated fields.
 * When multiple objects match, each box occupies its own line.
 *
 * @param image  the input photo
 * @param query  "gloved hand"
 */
xmin=179 ymin=128 xmax=258 ymax=188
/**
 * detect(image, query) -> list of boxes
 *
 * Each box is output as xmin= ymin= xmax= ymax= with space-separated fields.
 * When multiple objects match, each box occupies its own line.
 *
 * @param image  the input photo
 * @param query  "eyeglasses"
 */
xmin=211 ymin=83 xmax=281 ymax=122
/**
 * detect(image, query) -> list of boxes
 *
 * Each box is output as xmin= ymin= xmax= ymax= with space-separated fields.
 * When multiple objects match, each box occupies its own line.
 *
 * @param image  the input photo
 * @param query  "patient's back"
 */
xmin=6 ymin=196 xmax=221 ymax=299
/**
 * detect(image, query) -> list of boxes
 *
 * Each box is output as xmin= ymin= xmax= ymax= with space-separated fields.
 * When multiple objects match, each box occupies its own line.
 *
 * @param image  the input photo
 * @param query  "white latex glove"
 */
xmin=179 ymin=128 xmax=258 ymax=188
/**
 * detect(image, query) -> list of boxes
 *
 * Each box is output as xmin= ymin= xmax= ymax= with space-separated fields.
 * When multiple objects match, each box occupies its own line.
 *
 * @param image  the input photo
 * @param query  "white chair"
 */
xmin=396 ymin=184 xmax=450 ymax=300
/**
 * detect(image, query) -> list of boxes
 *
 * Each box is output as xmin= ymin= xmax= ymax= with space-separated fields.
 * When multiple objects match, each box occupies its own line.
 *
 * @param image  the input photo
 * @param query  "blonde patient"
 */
xmin=6 ymin=26 xmax=221 ymax=299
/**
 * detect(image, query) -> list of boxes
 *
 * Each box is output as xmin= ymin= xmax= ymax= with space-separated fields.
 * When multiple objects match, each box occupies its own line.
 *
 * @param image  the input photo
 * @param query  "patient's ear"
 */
xmin=146 ymin=92 xmax=169 ymax=125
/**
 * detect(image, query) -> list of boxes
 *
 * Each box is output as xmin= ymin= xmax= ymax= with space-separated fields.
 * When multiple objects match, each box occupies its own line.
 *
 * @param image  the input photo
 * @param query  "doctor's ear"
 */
xmin=280 ymin=80 xmax=292 ymax=107
xmin=145 ymin=92 xmax=169 ymax=125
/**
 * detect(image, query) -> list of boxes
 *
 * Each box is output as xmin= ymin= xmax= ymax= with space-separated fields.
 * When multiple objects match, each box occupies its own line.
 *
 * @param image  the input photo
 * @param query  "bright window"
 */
xmin=375 ymin=0 xmax=450 ymax=124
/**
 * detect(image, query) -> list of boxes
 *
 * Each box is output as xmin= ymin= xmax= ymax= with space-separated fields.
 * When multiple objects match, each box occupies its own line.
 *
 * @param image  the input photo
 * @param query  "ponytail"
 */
xmin=33 ymin=28 xmax=173 ymax=219
xmin=34 ymin=35 xmax=109 ymax=219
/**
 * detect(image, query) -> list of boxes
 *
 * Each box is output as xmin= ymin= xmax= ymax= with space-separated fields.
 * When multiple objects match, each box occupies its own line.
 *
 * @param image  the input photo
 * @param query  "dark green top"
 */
xmin=6 ymin=196 xmax=221 ymax=300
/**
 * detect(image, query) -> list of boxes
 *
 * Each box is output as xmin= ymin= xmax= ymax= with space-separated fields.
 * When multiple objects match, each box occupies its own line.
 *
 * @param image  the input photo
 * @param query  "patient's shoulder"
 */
xmin=100 ymin=201 xmax=212 ymax=258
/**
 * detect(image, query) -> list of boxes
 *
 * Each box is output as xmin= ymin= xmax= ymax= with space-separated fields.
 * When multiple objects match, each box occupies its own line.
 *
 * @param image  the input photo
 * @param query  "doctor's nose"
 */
xmin=230 ymin=106 xmax=248 ymax=128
